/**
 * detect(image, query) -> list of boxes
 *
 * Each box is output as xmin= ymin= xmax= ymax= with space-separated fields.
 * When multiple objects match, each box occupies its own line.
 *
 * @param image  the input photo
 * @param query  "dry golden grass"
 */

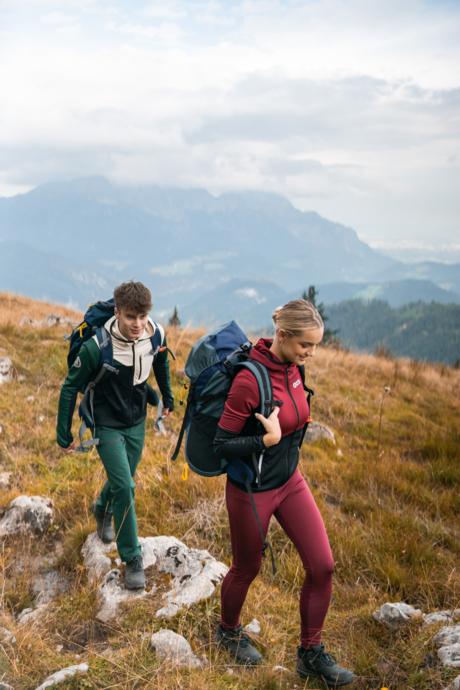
xmin=0 ymin=291 xmax=82 ymax=327
xmin=1 ymin=293 xmax=460 ymax=689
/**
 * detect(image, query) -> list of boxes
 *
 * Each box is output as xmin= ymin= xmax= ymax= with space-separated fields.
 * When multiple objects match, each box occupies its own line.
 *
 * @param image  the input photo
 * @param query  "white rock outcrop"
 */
xmin=0 ymin=471 xmax=12 ymax=489
xmin=424 ymin=610 xmax=454 ymax=626
xmin=0 ymin=358 xmax=13 ymax=385
xmin=435 ymin=625 xmax=460 ymax=648
xmin=305 ymin=421 xmax=336 ymax=444
xmin=150 ymin=629 xmax=203 ymax=668
xmin=96 ymin=569 xmax=150 ymax=623
xmin=439 ymin=644 xmax=460 ymax=667
xmin=34 ymin=663 xmax=88 ymax=690
xmin=443 ymin=675 xmax=460 ymax=690
xmin=373 ymin=602 xmax=423 ymax=628
xmin=17 ymin=604 xmax=48 ymax=626
xmin=82 ymin=533 xmax=228 ymax=622
xmin=0 ymin=627 xmax=16 ymax=644
xmin=244 ymin=619 xmax=261 ymax=635
xmin=0 ymin=496 xmax=54 ymax=537
xmin=81 ymin=533 xmax=117 ymax=585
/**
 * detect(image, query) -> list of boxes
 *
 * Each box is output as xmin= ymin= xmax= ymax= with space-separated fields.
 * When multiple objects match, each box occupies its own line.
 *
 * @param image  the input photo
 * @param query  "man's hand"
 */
xmin=58 ymin=441 xmax=75 ymax=455
xmin=162 ymin=408 xmax=173 ymax=418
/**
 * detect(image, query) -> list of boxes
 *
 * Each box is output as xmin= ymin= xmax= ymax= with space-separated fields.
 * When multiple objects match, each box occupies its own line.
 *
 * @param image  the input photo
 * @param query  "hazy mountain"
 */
xmin=0 ymin=240 xmax=111 ymax=310
xmin=181 ymin=278 xmax=460 ymax=332
xmin=376 ymin=262 xmax=460 ymax=295
xmin=0 ymin=176 xmax=398 ymax=312
xmin=314 ymin=279 xmax=460 ymax=308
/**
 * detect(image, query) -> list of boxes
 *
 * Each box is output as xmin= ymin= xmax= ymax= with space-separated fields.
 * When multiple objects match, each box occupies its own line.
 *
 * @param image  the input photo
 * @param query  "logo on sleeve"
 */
xmin=73 ymin=356 xmax=82 ymax=368
xmin=293 ymin=379 xmax=301 ymax=388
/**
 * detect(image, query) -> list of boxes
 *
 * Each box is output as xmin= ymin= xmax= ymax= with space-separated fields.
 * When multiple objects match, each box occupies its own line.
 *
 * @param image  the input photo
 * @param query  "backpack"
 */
xmin=65 ymin=299 xmax=165 ymax=453
xmin=171 ymin=320 xmax=314 ymax=574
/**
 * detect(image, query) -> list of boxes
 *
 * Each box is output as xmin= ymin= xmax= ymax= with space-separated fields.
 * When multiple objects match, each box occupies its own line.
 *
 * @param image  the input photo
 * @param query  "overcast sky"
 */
xmin=0 ymin=0 xmax=459 ymax=247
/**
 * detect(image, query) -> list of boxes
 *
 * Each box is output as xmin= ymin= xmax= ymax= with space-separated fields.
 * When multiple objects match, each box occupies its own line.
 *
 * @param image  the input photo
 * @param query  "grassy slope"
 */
xmin=1 ymin=292 xmax=460 ymax=689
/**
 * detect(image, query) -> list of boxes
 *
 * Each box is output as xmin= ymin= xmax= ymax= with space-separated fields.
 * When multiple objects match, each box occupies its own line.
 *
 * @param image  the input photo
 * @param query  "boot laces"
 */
xmin=223 ymin=629 xmax=252 ymax=648
xmin=128 ymin=555 xmax=143 ymax=572
xmin=311 ymin=648 xmax=337 ymax=666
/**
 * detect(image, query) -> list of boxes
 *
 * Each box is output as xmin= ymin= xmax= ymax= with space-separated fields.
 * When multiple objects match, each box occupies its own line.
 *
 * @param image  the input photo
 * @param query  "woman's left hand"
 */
xmin=255 ymin=407 xmax=282 ymax=447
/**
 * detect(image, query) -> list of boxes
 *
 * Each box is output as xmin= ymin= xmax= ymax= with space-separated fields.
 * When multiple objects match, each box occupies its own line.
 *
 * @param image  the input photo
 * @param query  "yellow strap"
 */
xmin=76 ymin=322 xmax=87 ymax=337
xmin=182 ymin=463 xmax=188 ymax=481
xmin=180 ymin=383 xmax=189 ymax=404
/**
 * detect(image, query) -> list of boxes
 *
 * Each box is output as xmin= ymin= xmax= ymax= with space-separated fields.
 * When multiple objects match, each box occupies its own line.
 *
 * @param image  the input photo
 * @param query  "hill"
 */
xmin=326 ymin=300 xmax=460 ymax=365
xmin=1 ymin=293 xmax=460 ymax=689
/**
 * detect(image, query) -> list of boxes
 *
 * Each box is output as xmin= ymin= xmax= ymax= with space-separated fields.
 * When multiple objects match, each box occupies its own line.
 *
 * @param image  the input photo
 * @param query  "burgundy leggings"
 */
xmin=221 ymin=468 xmax=334 ymax=648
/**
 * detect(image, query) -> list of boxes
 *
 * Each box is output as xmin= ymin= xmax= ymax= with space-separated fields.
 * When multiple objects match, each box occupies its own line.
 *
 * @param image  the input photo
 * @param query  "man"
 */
xmin=56 ymin=281 xmax=174 ymax=589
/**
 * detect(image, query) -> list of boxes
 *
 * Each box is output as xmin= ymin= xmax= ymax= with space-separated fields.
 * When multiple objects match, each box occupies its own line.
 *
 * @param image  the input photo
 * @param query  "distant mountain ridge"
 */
xmin=0 ymin=177 xmax=458 ymax=329
xmin=0 ymin=175 xmax=397 ymax=310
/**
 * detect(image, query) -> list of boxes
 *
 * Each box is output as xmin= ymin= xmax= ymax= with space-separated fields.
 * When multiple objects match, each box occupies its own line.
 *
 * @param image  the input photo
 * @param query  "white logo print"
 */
xmin=293 ymin=379 xmax=301 ymax=388
xmin=73 ymin=356 xmax=82 ymax=368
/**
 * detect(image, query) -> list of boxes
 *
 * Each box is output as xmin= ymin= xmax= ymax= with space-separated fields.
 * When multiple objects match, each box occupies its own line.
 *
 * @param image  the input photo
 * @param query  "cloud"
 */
xmin=0 ymin=0 xmax=459 ymax=244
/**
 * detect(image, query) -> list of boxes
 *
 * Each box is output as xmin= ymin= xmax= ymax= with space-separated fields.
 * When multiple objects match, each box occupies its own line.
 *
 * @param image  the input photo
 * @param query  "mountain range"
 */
xmin=0 ymin=176 xmax=459 ymax=324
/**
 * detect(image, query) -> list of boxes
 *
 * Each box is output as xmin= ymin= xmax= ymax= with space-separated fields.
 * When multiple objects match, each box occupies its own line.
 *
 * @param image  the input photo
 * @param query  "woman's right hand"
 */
xmin=255 ymin=407 xmax=282 ymax=447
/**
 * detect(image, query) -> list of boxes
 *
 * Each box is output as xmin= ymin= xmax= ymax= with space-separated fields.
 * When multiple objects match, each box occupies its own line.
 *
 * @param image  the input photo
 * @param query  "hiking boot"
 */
xmin=214 ymin=622 xmax=262 ymax=665
xmin=91 ymin=502 xmax=114 ymax=544
xmin=124 ymin=555 xmax=145 ymax=590
xmin=297 ymin=644 xmax=355 ymax=687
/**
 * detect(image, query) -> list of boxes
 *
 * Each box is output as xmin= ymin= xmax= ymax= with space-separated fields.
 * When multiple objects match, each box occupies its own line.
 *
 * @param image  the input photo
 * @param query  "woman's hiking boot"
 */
xmin=91 ymin=502 xmax=114 ymax=543
xmin=297 ymin=644 xmax=355 ymax=686
xmin=124 ymin=555 xmax=145 ymax=590
xmin=214 ymin=622 xmax=262 ymax=665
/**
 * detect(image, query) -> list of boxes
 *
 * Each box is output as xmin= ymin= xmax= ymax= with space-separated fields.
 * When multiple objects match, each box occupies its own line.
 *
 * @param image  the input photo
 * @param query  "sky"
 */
xmin=0 ymin=0 xmax=459 ymax=249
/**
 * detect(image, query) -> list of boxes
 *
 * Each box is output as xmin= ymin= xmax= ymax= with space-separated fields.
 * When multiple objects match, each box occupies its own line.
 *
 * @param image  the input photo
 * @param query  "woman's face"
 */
xmin=278 ymin=327 xmax=324 ymax=365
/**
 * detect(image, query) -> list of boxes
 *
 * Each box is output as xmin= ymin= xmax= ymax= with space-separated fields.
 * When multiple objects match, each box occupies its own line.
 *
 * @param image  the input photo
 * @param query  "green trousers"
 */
xmin=95 ymin=422 xmax=145 ymax=563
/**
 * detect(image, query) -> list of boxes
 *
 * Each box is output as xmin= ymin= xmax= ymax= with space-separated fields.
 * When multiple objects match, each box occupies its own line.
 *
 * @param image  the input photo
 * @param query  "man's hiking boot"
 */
xmin=214 ymin=622 xmax=262 ymax=665
xmin=297 ymin=644 xmax=355 ymax=687
xmin=91 ymin=502 xmax=114 ymax=544
xmin=124 ymin=555 xmax=145 ymax=590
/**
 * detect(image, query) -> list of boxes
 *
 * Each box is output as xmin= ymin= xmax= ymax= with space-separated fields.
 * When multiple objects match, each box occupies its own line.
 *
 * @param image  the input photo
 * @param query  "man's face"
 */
xmin=114 ymin=307 xmax=149 ymax=341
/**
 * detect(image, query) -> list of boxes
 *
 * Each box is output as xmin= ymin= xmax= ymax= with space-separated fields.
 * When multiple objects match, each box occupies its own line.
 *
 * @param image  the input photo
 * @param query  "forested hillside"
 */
xmin=1 ymin=293 xmax=460 ymax=690
xmin=327 ymin=300 xmax=460 ymax=365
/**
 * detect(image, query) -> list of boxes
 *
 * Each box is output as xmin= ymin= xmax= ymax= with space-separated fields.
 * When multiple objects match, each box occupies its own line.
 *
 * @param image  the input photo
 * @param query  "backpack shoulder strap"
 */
xmin=236 ymin=359 xmax=275 ymax=419
xmin=149 ymin=321 xmax=164 ymax=359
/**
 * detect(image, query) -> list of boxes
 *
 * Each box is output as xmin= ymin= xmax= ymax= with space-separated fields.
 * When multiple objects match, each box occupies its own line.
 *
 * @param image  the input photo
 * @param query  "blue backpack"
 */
xmin=65 ymin=299 xmax=164 ymax=452
xmin=172 ymin=321 xmax=313 ymax=574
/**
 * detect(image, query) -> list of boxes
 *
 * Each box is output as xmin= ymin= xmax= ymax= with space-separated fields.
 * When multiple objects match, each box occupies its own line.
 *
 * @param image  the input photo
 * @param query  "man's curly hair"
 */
xmin=113 ymin=280 xmax=152 ymax=314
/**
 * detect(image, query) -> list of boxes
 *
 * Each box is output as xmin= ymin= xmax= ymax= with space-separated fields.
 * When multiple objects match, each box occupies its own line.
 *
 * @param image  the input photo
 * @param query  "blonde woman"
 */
xmin=213 ymin=299 xmax=354 ymax=686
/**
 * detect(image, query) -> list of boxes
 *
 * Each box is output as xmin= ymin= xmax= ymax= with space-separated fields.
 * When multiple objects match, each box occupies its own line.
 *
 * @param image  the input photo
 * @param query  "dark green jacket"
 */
xmin=57 ymin=319 xmax=173 ymax=448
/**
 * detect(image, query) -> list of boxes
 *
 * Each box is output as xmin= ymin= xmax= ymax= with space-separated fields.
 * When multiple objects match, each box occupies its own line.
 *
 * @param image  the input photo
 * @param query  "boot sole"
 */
xmin=124 ymin=581 xmax=145 ymax=591
xmin=298 ymin=667 xmax=355 ymax=686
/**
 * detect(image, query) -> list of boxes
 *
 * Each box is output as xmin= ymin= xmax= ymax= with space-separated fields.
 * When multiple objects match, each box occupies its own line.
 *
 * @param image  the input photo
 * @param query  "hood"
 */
xmin=249 ymin=338 xmax=290 ymax=372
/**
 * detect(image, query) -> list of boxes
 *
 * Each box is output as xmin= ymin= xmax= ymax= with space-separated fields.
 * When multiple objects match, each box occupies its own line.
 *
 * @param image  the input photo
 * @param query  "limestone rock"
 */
xmin=0 ymin=627 xmax=16 ymax=644
xmin=81 ymin=532 xmax=117 ymax=585
xmin=82 ymin=533 xmax=228 ymax=622
xmin=443 ymin=675 xmax=460 ymax=690
xmin=244 ymin=619 xmax=261 ymax=635
xmin=0 ymin=358 xmax=12 ymax=385
xmin=373 ymin=602 xmax=423 ymax=628
xmin=439 ymin=644 xmax=460 ymax=667
xmin=424 ymin=610 xmax=454 ymax=626
xmin=435 ymin=625 xmax=460 ymax=648
xmin=96 ymin=569 xmax=151 ymax=623
xmin=150 ymin=629 xmax=203 ymax=668
xmin=0 ymin=496 xmax=54 ymax=537
xmin=34 ymin=663 xmax=88 ymax=690
xmin=17 ymin=604 xmax=48 ymax=626
xmin=305 ymin=421 xmax=336 ymax=444
xmin=0 ymin=472 xmax=12 ymax=489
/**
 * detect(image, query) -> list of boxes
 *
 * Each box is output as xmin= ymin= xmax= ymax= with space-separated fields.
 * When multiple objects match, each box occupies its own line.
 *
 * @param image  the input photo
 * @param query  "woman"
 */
xmin=213 ymin=299 xmax=354 ymax=686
